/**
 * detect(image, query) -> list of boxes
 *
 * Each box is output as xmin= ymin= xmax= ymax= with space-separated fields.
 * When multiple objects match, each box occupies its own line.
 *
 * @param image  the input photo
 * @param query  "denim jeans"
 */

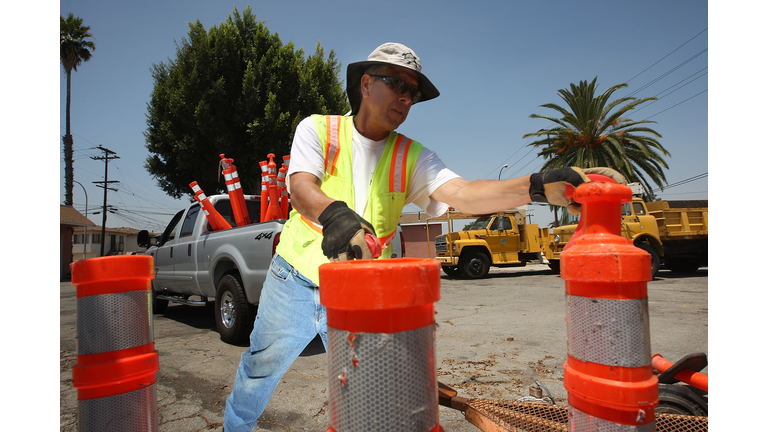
xmin=223 ymin=254 xmax=328 ymax=432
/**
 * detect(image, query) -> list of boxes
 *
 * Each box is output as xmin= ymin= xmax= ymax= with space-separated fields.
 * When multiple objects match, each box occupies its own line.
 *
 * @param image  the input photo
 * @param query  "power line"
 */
xmin=653 ymin=172 xmax=707 ymax=192
xmin=626 ymin=28 xmax=708 ymax=84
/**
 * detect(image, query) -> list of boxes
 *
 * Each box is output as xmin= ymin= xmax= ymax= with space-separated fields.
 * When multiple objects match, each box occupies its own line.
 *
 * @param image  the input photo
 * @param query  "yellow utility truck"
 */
xmin=548 ymin=183 xmax=708 ymax=277
xmin=434 ymin=209 xmax=553 ymax=279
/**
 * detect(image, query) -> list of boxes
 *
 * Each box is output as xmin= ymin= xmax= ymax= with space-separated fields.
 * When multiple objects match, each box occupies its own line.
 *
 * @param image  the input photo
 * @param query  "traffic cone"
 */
xmin=189 ymin=181 xmax=232 ymax=231
xmin=560 ymin=177 xmax=658 ymax=430
xmin=71 ymin=255 xmax=159 ymax=432
xmin=319 ymin=258 xmax=444 ymax=432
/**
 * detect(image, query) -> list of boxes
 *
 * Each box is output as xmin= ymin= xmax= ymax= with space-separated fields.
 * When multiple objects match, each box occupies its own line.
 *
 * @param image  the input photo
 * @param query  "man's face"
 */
xmin=361 ymin=65 xmax=420 ymax=132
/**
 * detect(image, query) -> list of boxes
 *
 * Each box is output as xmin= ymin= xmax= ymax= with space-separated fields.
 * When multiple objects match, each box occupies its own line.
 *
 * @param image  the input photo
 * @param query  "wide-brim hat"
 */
xmin=346 ymin=42 xmax=440 ymax=115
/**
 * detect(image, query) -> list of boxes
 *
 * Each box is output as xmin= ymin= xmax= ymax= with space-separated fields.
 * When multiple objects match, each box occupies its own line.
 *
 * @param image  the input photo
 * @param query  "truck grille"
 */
xmin=435 ymin=236 xmax=447 ymax=253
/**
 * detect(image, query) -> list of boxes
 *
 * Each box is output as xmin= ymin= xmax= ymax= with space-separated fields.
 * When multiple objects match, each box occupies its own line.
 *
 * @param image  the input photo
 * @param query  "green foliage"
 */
xmin=523 ymin=77 xmax=670 ymax=201
xmin=144 ymin=6 xmax=349 ymax=199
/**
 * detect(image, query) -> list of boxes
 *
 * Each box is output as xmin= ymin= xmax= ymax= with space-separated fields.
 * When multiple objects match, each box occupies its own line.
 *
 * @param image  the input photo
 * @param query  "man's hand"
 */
xmin=318 ymin=201 xmax=379 ymax=261
xmin=529 ymin=167 xmax=627 ymax=215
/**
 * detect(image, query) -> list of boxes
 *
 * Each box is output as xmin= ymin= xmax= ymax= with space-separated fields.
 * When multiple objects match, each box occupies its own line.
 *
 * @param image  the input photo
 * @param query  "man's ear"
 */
xmin=360 ymin=74 xmax=372 ymax=98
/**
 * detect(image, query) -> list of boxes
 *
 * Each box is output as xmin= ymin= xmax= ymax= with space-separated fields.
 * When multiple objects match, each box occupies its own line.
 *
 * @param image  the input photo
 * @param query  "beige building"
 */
xmin=71 ymin=226 xmax=149 ymax=261
xmin=60 ymin=205 xmax=96 ymax=280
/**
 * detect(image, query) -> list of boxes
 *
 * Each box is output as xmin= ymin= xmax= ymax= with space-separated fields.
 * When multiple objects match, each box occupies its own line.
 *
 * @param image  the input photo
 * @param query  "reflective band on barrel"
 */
xmin=566 ymin=295 xmax=651 ymax=367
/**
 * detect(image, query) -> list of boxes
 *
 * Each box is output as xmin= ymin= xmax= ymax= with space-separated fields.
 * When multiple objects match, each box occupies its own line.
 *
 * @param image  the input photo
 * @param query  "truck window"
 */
xmin=161 ymin=210 xmax=185 ymax=245
xmin=632 ymin=202 xmax=646 ymax=216
xmin=180 ymin=204 xmax=201 ymax=237
xmin=466 ymin=216 xmax=493 ymax=231
xmin=621 ymin=203 xmax=632 ymax=217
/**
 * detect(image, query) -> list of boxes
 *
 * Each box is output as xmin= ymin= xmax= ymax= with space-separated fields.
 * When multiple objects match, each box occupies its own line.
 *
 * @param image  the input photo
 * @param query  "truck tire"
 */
xmin=152 ymin=289 xmax=168 ymax=314
xmin=442 ymin=266 xmax=462 ymax=278
xmin=667 ymin=258 xmax=699 ymax=273
xmin=215 ymin=273 xmax=253 ymax=344
xmin=460 ymin=252 xmax=490 ymax=279
xmin=635 ymin=243 xmax=660 ymax=278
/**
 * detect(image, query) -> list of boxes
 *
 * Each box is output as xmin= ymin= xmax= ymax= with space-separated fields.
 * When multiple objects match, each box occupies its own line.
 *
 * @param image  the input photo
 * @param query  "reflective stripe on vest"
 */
xmin=324 ymin=115 xmax=341 ymax=176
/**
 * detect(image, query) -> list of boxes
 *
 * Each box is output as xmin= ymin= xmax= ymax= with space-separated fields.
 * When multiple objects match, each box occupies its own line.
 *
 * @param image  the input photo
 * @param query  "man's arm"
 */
xmin=430 ymin=176 xmax=534 ymax=215
xmin=287 ymin=172 xmax=335 ymax=224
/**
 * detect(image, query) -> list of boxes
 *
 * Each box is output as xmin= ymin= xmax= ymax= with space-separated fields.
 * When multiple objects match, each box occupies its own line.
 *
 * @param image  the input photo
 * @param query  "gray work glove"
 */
xmin=318 ymin=201 xmax=380 ymax=262
xmin=529 ymin=167 xmax=627 ymax=215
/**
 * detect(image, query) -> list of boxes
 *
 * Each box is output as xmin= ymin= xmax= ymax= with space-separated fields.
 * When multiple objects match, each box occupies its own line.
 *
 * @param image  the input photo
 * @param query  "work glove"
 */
xmin=529 ymin=167 xmax=627 ymax=215
xmin=318 ymin=201 xmax=381 ymax=262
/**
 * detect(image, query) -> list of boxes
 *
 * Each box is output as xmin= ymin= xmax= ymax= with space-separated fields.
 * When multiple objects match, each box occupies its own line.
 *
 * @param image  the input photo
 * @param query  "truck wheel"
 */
xmin=442 ymin=266 xmax=462 ymax=278
xmin=460 ymin=252 xmax=490 ymax=279
xmin=636 ymin=244 xmax=660 ymax=278
xmin=215 ymin=273 xmax=253 ymax=344
xmin=152 ymin=289 xmax=168 ymax=314
xmin=667 ymin=258 xmax=699 ymax=273
xmin=548 ymin=260 xmax=561 ymax=274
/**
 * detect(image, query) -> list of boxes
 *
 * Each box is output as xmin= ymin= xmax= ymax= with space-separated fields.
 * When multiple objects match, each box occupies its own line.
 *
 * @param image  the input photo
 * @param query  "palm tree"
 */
xmin=523 ymin=77 xmax=670 ymax=201
xmin=60 ymin=13 xmax=96 ymax=206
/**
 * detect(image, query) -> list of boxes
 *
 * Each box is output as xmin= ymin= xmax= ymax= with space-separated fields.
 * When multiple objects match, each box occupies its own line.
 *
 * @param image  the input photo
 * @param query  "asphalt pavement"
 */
xmin=60 ymin=264 xmax=708 ymax=431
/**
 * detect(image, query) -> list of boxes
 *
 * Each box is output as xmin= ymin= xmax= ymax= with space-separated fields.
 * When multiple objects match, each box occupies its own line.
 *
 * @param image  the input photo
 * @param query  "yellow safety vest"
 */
xmin=275 ymin=114 xmax=423 ymax=285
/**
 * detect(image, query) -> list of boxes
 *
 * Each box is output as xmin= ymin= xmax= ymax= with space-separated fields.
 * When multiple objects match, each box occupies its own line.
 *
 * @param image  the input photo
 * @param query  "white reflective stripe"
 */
xmin=224 ymin=172 xmax=234 ymax=181
xmin=226 ymin=184 xmax=236 ymax=191
xmin=566 ymin=295 xmax=651 ymax=367
xmin=198 ymin=192 xmax=207 ymax=201
xmin=202 ymin=209 xmax=210 ymax=216
xmin=233 ymin=181 xmax=242 ymax=189
xmin=191 ymin=185 xmax=202 ymax=193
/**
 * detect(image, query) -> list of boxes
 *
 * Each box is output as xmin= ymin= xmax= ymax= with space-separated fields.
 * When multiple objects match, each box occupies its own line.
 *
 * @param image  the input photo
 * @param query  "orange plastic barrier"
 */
xmin=71 ymin=256 xmax=159 ymax=431
xmin=561 ymin=176 xmax=658 ymax=429
xmin=190 ymin=181 xmax=231 ymax=231
xmin=319 ymin=258 xmax=444 ymax=432
xmin=259 ymin=161 xmax=269 ymax=222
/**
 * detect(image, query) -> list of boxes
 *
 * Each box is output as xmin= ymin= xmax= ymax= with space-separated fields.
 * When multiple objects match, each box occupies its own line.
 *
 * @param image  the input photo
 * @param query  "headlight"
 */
xmin=452 ymin=244 xmax=456 ymax=252
xmin=554 ymin=234 xmax=561 ymax=243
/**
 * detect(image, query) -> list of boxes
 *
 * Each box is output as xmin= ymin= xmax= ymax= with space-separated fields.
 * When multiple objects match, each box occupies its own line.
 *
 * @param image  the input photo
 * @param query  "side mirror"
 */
xmin=137 ymin=230 xmax=156 ymax=248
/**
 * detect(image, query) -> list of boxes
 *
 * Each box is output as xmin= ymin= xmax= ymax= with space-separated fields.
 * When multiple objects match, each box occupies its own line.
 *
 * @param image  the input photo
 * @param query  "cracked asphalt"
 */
xmin=60 ymin=263 xmax=708 ymax=431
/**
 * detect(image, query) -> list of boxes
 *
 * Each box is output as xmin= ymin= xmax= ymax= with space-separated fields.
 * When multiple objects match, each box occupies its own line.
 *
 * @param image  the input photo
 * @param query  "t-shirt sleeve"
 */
xmin=406 ymin=147 xmax=461 ymax=217
xmin=285 ymin=117 xmax=325 ymax=193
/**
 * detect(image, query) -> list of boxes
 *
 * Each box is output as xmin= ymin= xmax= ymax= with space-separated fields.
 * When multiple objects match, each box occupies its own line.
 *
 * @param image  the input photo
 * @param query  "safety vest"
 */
xmin=275 ymin=114 xmax=423 ymax=285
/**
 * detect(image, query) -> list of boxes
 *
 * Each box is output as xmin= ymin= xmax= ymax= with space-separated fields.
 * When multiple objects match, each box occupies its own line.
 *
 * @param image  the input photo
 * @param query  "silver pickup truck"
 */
xmin=138 ymin=194 xmax=286 ymax=344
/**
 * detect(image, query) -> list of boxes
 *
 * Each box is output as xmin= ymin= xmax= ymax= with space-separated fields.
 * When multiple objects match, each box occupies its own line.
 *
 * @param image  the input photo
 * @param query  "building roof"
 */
xmin=60 ymin=206 xmax=96 ymax=227
xmin=72 ymin=226 xmax=144 ymax=235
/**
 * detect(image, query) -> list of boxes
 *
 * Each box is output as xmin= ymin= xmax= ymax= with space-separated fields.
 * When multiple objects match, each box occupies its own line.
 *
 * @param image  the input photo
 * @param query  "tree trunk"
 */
xmin=64 ymin=71 xmax=74 ymax=206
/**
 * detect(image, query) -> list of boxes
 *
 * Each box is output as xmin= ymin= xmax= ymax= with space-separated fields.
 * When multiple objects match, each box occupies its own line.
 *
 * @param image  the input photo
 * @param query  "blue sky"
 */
xmin=55 ymin=0 xmax=709 ymax=231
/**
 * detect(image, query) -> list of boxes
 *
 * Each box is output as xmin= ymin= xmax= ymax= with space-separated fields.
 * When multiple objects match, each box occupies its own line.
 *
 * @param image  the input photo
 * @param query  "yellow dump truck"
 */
xmin=548 ymin=183 xmax=708 ymax=277
xmin=434 ymin=209 xmax=553 ymax=279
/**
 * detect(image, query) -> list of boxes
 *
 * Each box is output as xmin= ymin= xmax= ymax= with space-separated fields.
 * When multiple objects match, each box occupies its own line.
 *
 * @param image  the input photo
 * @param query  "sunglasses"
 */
xmin=370 ymin=75 xmax=422 ymax=103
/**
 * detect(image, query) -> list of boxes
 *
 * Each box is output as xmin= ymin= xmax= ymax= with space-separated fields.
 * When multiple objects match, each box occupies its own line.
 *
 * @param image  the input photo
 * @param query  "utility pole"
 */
xmin=92 ymin=146 xmax=119 ymax=256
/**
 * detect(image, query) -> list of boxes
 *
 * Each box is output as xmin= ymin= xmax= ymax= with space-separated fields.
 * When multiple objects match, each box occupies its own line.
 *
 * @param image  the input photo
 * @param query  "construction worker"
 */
xmin=224 ymin=42 xmax=622 ymax=431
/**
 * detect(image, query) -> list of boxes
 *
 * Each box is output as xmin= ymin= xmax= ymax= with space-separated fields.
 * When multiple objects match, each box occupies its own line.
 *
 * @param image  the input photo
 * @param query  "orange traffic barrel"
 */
xmin=319 ymin=258 xmax=444 ymax=432
xmin=561 ymin=179 xmax=658 ymax=430
xmin=71 ymin=255 xmax=159 ymax=432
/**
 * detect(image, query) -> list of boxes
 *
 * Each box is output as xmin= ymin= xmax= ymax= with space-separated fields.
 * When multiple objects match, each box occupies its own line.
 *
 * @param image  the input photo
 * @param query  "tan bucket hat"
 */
xmin=346 ymin=42 xmax=440 ymax=115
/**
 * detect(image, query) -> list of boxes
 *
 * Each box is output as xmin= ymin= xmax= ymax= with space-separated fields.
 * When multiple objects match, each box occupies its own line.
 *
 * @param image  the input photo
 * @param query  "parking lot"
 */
xmin=60 ymin=264 xmax=708 ymax=431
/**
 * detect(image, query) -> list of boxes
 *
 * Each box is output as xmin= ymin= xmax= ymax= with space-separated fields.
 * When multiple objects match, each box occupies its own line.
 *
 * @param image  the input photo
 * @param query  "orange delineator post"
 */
xmin=71 ymin=255 xmax=159 ymax=432
xmin=319 ymin=258 xmax=444 ymax=432
xmin=560 ymin=176 xmax=658 ymax=430
xmin=277 ymin=166 xmax=289 ymax=219
xmin=189 ymin=181 xmax=232 ymax=231
xmin=220 ymin=154 xmax=251 ymax=226
xmin=259 ymin=161 xmax=269 ymax=222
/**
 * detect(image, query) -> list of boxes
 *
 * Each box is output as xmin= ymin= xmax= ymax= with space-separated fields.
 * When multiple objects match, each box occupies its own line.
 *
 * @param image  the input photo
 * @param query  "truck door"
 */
xmin=152 ymin=209 xmax=184 ymax=291
xmin=488 ymin=216 xmax=519 ymax=263
xmin=172 ymin=204 xmax=201 ymax=295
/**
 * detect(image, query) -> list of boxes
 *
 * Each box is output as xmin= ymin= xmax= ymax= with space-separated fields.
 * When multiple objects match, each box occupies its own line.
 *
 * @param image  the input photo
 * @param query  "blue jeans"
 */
xmin=223 ymin=254 xmax=328 ymax=432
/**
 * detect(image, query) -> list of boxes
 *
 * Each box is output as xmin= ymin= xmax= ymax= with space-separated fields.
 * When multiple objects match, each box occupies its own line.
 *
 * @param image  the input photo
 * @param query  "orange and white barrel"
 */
xmin=319 ymin=258 xmax=444 ymax=432
xmin=71 ymin=255 xmax=159 ymax=432
xmin=561 ymin=178 xmax=658 ymax=431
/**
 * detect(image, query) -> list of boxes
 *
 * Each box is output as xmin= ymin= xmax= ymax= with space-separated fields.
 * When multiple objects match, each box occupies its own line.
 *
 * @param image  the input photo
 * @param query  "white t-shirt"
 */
xmin=286 ymin=116 xmax=459 ymax=217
